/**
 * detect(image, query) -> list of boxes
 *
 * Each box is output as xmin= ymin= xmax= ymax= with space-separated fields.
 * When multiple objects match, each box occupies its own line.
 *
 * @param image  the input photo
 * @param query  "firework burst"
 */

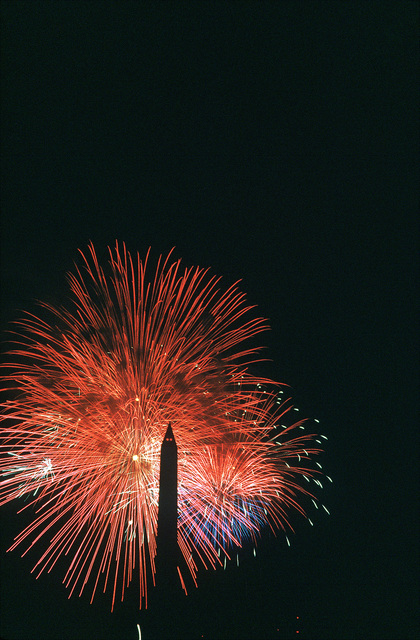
xmin=1 ymin=242 xmax=326 ymax=608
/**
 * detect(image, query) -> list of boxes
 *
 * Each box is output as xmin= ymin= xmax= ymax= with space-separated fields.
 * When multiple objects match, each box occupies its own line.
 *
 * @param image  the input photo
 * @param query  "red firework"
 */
xmin=0 ymin=242 xmax=325 ymax=609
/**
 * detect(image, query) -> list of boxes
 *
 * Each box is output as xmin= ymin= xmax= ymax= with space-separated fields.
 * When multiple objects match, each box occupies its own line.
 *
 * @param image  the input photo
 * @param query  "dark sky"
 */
xmin=0 ymin=2 xmax=418 ymax=639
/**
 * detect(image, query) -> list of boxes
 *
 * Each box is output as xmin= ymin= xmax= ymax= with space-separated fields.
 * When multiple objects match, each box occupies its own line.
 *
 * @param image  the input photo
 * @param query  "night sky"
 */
xmin=0 ymin=2 xmax=418 ymax=639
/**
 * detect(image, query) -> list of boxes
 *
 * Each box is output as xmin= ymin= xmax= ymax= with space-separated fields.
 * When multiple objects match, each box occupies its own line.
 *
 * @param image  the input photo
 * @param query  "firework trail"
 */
xmin=0 ymin=242 xmax=326 ymax=608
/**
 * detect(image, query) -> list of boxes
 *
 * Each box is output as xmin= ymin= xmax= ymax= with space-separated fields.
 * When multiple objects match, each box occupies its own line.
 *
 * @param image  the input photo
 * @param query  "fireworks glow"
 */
xmin=0 ymin=242 xmax=328 ymax=609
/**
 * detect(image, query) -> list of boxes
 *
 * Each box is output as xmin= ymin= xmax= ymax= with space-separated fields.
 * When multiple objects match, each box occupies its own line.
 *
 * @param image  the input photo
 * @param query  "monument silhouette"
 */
xmin=156 ymin=423 xmax=179 ymax=591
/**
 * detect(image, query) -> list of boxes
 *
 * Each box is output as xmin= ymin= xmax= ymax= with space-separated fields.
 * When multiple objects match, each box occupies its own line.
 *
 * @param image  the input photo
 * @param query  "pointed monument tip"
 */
xmin=163 ymin=423 xmax=175 ymax=443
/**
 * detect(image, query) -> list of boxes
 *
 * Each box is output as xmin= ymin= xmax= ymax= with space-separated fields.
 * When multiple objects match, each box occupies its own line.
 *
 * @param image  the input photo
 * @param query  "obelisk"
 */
xmin=156 ymin=423 xmax=178 ymax=590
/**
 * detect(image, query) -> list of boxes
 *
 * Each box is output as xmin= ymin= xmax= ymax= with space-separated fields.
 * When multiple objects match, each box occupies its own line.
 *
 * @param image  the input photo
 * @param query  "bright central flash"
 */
xmin=132 ymin=454 xmax=139 ymax=461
